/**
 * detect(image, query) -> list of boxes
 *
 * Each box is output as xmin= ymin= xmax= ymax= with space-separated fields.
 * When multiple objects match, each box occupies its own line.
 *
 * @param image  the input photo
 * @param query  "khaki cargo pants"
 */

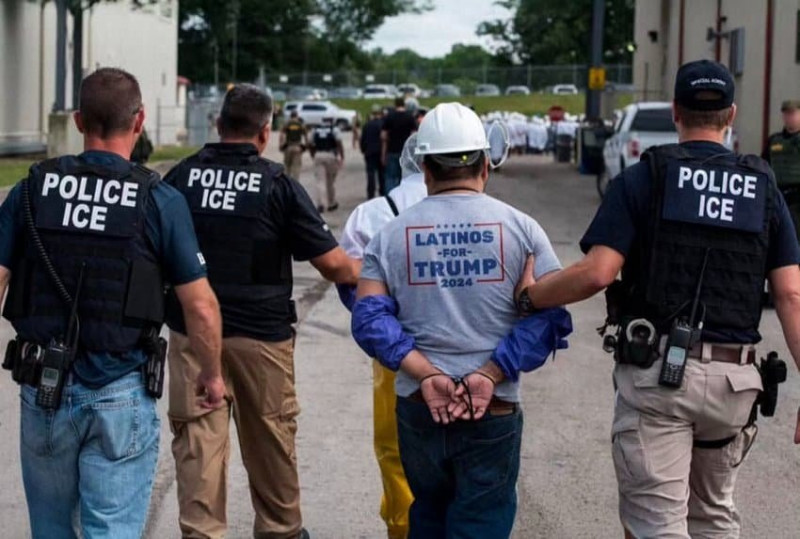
xmin=313 ymin=153 xmax=339 ymax=209
xmin=168 ymin=332 xmax=302 ymax=539
xmin=283 ymin=144 xmax=303 ymax=180
xmin=612 ymin=346 xmax=762 ymax=539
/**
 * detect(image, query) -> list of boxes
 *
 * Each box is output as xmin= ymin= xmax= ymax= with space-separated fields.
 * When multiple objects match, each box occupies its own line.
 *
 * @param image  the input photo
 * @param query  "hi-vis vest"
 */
xmin=285 ymin=120 xmax=305 ymax=145
xmin=624 ymin=145 xmax=777 ymax=334
xmin=3 ymin=157 xmax=164 ymax=352
xmin=767 ymin=131 xmax=800 ymax=187
xmin=164 ymin=145 xmax=296 ymax=335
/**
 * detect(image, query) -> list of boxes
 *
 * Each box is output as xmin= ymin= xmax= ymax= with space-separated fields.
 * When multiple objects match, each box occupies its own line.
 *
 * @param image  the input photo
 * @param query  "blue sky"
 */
xmin=368 ymin=0 xmax=512 ymax=58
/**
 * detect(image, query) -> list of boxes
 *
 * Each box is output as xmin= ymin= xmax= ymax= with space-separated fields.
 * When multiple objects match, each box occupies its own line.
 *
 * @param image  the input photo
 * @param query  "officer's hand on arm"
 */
xmin=768 ymin=264 xmax=800 ymax=443
xmin=311 ymin=246 xmax=362 ymax=286
xmin=174 ymin=278 xmax=225 ymax=409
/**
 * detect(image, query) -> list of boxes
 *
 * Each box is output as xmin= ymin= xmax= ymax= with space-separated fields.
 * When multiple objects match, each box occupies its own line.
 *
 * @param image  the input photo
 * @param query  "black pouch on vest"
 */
xmin=615 ymin=318 xmax=659 ymax=368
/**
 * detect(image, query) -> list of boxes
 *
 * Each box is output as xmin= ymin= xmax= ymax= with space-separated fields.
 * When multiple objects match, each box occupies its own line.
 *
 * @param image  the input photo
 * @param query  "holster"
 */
xmin=140 ymin=328 xmax=167 ymax=399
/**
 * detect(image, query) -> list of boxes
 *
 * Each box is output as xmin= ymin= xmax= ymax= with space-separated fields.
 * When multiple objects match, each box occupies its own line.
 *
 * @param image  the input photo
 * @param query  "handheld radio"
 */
xmin=36 ymin=264 xmax=84 ymax=410
xmin=659 ymin=250 xmax=709 ymax=388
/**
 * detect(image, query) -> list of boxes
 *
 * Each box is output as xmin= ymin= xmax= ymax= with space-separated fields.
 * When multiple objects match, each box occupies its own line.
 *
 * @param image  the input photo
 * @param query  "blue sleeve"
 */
xmin=336 ymin=284 xmax=357 ymax=312
xmin=0 ymin=184 xmax=23 ymax=268
xmin=351 ymin=295 xmax=416 ymax=371
xmin=767 ymin=192 xmax=800 ymax=270
xmin=146 ymin=182 xmax=207 ymax=285
xmin=580 ymin=170 xmax=639 ymax=256
xmin=491 ymin=308 xmax=573 ymax=382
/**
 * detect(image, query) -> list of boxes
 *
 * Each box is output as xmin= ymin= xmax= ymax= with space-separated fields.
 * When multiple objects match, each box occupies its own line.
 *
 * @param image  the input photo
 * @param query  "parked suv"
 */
xmin=283 ymin=101 xmax=357 ymax=130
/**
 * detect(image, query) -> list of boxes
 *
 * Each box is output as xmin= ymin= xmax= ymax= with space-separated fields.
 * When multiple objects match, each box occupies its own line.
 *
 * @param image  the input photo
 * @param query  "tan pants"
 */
xmin=313 ymin=153 xmax=338 ymax=208
xmin=612 ymin=347 xmax=762 ymax=538
xmin=283 ymin=144 xmax=303 ymax=180
xmin=168 ymin=332 xmax=302 ymax=539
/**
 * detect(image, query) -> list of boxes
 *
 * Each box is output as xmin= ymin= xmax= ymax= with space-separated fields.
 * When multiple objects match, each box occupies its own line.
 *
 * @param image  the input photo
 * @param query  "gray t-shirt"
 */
xmin=361 ymin=193 xmax=562 ymax=402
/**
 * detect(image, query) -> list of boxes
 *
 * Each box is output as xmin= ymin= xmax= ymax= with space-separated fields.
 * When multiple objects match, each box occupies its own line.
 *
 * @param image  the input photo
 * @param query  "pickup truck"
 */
xmin=597 ymin=101 xmax=737 ymax=197
xmin=282 ymin=101 xmax=358 ymax=131
xmin=597 ymin=102 xmax=677 ymax=196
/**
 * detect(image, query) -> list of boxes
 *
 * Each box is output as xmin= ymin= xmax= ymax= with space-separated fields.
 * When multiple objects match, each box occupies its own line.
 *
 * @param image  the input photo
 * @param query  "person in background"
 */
xmin=338 ymin=134 xmax=428 ymax=538
xmin=764 ymin=99 xmax=800 ymax=237
xmin=310 ymin=116 xmax=345 ymax=213
xmin=361 ymin=105 xmax=386 ymax=199
xmin=381 ymin=97 xmax=417 ymax=193
xmin=280 ymin=111 xmax=309 ymax=180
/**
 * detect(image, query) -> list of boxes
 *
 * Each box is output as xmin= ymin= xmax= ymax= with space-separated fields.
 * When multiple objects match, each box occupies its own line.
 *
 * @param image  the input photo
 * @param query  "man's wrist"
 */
xmin=476 ymin=361 xmax=505 ymax=385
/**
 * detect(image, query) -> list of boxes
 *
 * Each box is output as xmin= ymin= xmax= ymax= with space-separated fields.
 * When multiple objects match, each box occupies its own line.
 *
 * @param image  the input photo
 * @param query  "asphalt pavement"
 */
xmin=0 ymin=140 xmax=798 ymax=538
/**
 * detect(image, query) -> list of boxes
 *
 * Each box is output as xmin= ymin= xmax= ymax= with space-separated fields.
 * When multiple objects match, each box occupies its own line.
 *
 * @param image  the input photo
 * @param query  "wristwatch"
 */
xmin=516 ymin=286 xmax=537 ymax=315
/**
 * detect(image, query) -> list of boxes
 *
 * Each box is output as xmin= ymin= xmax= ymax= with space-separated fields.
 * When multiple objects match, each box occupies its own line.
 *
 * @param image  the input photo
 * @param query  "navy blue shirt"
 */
xmin=0 ymin=150 xmax=207 ymax=388
xmin=581 ymin=141 xmax=800 ymax=343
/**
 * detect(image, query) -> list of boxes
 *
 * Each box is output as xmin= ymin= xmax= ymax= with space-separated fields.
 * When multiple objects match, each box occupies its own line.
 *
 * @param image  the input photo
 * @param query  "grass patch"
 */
xmin=150 ymin=145 xmax=200 ymax=163
xmin=329 ymin=94 xmax=589 ymax=120
xmin=0 ymin=159 xmax=35 ymax=188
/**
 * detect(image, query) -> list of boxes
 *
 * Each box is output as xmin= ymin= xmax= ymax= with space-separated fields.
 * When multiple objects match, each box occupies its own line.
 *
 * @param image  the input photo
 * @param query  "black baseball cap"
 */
xmin=674 ymin=60 xmax=735 ymax=111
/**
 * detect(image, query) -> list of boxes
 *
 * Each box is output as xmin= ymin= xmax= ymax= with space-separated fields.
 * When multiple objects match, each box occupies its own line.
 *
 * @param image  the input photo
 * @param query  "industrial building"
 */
xmin=633 ymin=0 xmax=800 ymax=153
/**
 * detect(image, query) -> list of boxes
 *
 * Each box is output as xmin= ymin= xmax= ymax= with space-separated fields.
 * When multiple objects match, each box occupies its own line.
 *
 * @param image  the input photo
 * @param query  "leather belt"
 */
xmin=406 ymin=391 xmax=518 ymax=416
xmin=690 ymin=343 xmax=756 ymax=365
xmin=659 ymin=337 xmax=756 ymax=365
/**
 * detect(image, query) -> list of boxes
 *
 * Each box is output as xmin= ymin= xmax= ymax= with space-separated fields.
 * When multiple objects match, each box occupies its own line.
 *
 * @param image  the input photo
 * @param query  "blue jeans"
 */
xmin=396 ymin=397 xmax=523 ymax=539
xmin=384 ymin=153 xmax=402 ymax=193
xmin=19 ymin=371 xmax=160 ymax=539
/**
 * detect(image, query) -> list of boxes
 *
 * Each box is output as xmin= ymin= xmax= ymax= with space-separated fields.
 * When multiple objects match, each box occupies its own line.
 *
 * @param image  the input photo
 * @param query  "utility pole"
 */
xmin=586 ymin=0 xmax=605 ymax=120
xmin=230 ymin=0 xmax=239 ymax=82
xmin=72 ymin=3 xmax=83 ymax=110
xmin=55 ymin=0 xmax=67 ymax=111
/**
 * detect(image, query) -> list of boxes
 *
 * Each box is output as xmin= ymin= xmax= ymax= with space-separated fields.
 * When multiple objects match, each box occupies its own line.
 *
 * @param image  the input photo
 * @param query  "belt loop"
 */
xmin=739 ymin=346 xmax=749 ymax=365
xmin=701 ymin=342 xmax=713 ymax=363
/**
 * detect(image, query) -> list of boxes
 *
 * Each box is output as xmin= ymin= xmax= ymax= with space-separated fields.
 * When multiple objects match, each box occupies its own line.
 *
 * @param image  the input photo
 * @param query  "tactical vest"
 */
xmin=285 ymin=121 xmax=304 ymax=145
xmin=164 ymin=146 xmax=295 ymax=334
xmin=625 ymin=144 xmax=776 ymax=335
xmin=767 ymin=132 xmax=800 ymax=187
xmin=2 ymin=157 xmax=164 ymax=353
xmin=313 ymin=126 xmax=337 ymax=153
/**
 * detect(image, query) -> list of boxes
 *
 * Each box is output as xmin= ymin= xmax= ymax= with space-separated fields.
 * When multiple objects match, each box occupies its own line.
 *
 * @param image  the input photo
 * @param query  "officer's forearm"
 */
xmin=529 ymin=262 xmax=605 ymax=309
xmin=184 ymin=300 xmax=222 ymax=378
xmin=774 ymin=293 xmax=800 ymax=373
xmin=529 ymin=246 xmax=622 ymax=309
xmin=176 ymin=280 xmax=223 ymax=378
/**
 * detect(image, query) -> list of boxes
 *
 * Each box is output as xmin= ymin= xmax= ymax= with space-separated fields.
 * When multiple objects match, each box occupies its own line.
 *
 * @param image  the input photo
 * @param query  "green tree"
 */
xmin=478 ymin=0 xmax=635 ymax=65
xmin=178 ymin=0 xmax=431 ymax=83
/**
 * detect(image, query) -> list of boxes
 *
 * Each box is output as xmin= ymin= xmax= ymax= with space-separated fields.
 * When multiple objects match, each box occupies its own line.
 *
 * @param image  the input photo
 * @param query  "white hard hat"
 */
xmin=415 ymin=103 xmax=489 ymax=158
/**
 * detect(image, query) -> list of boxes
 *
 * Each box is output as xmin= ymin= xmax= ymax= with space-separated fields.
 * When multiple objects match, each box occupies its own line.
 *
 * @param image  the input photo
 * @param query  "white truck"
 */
xmin=282 ymin=101 xmax=358 ymax=131
xmin=597 ymin=102 xmax=678 ymax=197
xmin=598 ymin=101 xmax=737 ymax=197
